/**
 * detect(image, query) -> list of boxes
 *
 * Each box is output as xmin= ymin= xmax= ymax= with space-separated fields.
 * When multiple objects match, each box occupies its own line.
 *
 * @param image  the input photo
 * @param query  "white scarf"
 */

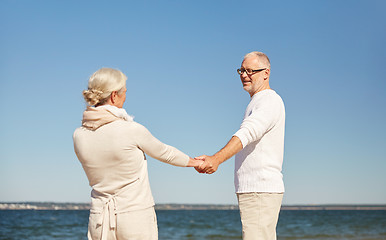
xmin=82 ymin=105 xmax=134 ymax=130
xmin=97 ymin=105 xmax=134 ymax=122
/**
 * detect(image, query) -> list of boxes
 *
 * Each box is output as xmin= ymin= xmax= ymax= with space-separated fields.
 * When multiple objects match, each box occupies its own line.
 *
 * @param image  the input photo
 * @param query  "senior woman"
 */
xmin=73 ymin=68 xmax=202 ymax=240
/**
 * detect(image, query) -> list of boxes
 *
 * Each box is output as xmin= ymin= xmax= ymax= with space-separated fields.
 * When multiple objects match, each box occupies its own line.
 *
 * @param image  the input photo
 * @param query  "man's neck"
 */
xmin=250 ymin=86 xmax=271 ymax=97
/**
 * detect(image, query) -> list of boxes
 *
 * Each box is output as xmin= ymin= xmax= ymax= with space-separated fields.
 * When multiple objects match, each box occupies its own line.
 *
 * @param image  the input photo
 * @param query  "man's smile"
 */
xmin=242 ymin=80 xmax=251 ymax=85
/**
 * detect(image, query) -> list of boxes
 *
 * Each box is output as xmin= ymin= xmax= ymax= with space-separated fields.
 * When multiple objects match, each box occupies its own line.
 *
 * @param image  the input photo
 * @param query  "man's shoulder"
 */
xmin=247 ymin=90 xmax=285 ymax=116
xmin=269 ymin=90 xmax=284 ymax=103
xmin=251 ymin=90 xmax=283 ymax=104
xmin=262 ymin=89 xmax=282 ymax=98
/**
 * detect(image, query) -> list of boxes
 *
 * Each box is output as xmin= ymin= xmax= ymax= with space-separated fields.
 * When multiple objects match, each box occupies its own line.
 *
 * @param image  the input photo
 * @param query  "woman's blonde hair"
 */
xmin=83 ymin=68 xmax=127 ymax=106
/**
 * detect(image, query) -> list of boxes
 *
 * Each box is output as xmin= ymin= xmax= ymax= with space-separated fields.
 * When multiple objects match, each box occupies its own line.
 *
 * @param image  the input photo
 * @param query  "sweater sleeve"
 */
xmin=133 ymin=123 xmax=189 ymax=167
xmin=233 ymin=97 xmax=281 ymax=148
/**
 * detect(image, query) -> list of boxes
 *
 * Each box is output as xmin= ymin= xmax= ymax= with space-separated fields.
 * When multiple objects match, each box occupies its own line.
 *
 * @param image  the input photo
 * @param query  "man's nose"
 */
xmin=241 ymin=71 xmax=248 ymax=77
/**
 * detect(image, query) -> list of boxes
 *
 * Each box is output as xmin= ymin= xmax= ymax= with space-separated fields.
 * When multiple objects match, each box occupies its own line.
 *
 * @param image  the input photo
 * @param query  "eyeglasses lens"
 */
xmin=237 ymin=68 xmax=252 ymax=75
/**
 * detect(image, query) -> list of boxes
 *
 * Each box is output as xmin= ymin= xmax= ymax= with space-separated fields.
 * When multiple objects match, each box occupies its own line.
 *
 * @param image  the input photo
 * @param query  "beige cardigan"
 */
xmin=73 ymin=109 xmax=189 ymax=229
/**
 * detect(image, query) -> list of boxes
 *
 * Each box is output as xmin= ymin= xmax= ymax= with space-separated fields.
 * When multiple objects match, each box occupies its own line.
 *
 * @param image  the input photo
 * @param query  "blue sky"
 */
xmin=1 ymin=0 xmax=385 ymax=205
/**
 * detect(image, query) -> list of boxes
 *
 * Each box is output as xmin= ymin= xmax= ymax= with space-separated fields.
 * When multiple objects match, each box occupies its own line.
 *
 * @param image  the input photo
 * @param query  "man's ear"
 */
xmin=264 ymin=68 xmax=270 ymax=80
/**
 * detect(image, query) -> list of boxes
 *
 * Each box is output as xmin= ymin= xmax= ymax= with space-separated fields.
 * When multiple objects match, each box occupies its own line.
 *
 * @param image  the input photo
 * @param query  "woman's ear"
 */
xmin=110 ymin=91 xmax=117 ymax=104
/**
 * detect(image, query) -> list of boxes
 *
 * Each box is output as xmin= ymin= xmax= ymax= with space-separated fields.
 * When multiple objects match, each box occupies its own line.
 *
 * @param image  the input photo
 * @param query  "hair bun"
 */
xmin=89 ymin=88 xmax=103 ymax=96
xmin=83 ymin=88 xmax=104 ymax=106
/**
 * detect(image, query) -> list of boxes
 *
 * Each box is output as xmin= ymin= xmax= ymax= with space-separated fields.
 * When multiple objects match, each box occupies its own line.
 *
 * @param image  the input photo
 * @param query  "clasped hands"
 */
xmin=194 ymin=155 xmax=220 ymax=174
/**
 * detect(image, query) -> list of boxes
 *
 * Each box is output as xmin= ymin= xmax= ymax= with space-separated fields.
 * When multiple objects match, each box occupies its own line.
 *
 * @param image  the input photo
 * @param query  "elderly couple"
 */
xmin=73 ymin=51 xmax=285 ymax=240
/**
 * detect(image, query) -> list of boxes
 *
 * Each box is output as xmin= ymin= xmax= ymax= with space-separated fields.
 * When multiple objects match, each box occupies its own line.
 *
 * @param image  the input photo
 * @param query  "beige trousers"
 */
xmin=237 ymin=193 xmax=283 ymax=240
xmin=88 ymin=207 xmax=158 ymax=240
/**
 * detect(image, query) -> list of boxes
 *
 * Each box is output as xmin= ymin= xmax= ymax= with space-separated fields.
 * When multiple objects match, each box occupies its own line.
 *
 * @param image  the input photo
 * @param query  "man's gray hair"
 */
xmin=244 ymin=51 xmax=271 ymax=69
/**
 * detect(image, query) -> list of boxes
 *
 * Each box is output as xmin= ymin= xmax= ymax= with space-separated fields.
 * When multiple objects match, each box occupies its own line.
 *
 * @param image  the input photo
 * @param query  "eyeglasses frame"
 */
xmin=237 ymin=68 xmax=267 ymax=75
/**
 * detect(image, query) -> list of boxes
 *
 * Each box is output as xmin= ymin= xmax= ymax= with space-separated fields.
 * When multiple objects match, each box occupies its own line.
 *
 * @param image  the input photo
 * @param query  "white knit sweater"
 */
xmin=233 ymin=89 xmax=285 ymax=193
xmin=73 ymin=107 xmax=189 ymax=215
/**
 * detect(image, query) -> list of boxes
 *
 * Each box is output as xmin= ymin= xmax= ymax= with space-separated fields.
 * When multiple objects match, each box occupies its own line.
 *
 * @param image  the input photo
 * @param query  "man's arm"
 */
xmin=195 ymin=136 xmax=243 ymax=174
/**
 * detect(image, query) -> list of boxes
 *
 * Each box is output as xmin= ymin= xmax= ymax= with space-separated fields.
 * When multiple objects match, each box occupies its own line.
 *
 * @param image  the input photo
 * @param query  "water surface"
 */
xmin=0 ymin=210 xmax=385 ymax=239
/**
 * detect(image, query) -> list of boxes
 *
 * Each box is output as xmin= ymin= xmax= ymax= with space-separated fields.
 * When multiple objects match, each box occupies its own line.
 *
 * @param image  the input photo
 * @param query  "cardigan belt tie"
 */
xmin=98 ymin=195 xmax=117 ymax=240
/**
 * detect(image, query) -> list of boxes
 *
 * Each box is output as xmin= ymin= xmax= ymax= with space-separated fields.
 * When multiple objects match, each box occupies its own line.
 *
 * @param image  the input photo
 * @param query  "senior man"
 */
xmin=196 ymin=51 xmax=285 ymax=240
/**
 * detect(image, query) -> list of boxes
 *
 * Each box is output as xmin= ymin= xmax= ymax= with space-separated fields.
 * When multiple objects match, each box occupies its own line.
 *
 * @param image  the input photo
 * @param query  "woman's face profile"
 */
xmin=115 ymin=86 xmax=127 ymax=108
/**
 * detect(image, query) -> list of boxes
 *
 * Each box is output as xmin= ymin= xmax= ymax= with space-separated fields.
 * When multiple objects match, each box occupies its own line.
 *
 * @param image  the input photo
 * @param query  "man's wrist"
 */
xmin=212 ymin=154 xmax=222 ymax=165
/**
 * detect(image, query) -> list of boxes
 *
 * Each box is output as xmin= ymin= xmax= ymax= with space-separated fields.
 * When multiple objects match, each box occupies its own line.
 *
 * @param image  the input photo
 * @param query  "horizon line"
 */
xmin=1 ymin=201 xmax=385 ymax=206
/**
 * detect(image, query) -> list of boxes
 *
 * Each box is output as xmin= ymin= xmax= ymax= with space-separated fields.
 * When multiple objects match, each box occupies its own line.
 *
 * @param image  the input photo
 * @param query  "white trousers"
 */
xmin=237 ymin=193 xmax=283 ymax=240
xmin=88 ymin=206 xmax=158 ymax=240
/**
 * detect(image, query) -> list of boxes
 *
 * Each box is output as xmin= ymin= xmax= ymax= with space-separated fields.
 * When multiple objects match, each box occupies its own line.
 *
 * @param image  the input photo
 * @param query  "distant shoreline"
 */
xmin=1 ymin=202 xmax=386 ymax=210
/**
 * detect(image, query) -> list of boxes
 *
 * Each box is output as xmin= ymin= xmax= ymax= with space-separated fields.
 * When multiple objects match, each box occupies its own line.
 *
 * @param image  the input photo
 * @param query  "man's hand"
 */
xmin=194 ymin=136 xmax=243 ymax=174
xmin=194 ymin=155 xmax=220 ymax=174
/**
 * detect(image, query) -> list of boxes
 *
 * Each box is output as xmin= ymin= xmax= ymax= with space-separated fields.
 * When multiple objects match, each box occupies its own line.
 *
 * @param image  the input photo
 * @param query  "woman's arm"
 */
xmin=134 ymin=123 xmax=198 ymax=167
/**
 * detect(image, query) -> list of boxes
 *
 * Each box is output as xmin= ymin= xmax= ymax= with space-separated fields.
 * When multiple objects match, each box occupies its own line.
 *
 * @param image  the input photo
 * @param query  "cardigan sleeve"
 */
xmin=233 ymin=96 xmax=281 ymax=148
xmin=133 ymin=123 xmax=189 ymax=167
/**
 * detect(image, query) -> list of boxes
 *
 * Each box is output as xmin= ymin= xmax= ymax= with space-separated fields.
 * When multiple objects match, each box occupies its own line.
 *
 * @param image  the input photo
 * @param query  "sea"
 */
xmin=0 ymin=209 xmax=385 ymax=240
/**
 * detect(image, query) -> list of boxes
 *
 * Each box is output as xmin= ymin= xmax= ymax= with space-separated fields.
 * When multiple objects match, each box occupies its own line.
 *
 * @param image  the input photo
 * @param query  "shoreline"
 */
xmin=1 ymin=202 xmax=385 ymax=210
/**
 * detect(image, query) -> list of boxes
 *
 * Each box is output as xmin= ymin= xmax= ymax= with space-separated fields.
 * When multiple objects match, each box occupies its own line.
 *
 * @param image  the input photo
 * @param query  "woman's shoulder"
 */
xmin=109 ymin=120 xmax=148 ymax=132
xmin=73 ymin=120 xmax=150 ymax=137
xmin=73 ymin=126 xmax=86 ymax=138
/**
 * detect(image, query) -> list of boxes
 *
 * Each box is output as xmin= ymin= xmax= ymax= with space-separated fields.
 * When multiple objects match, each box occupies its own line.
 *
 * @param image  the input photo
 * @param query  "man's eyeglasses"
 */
xmin=237 ymin=68 xmax=266 ymax=75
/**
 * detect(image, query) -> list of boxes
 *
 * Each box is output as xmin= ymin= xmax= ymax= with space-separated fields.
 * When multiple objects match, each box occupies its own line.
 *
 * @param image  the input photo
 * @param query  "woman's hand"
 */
xmin=186 ymin=157 xmax=204 ymax=167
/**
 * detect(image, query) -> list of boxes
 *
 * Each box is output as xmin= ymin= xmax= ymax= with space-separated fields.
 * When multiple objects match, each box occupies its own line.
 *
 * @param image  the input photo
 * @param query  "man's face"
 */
xmin=239 ymin=57 xmax=268 ymax=96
